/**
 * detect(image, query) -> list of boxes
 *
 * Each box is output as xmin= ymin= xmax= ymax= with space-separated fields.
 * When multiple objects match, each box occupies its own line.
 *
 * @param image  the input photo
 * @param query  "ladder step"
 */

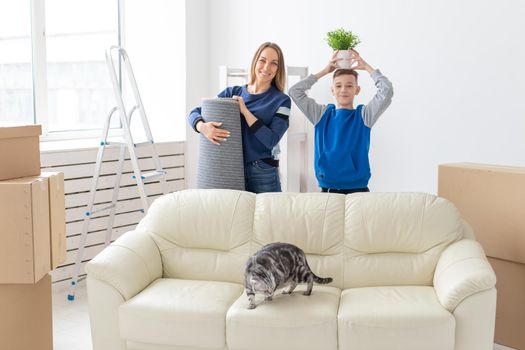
xmin=132 ymin=170 xmax=166 ymax=180
xmin=86 ymin=203 xmax=116 ymax=216
xmin=102 ymin=141 xmax=126 ymax=146
xmin=229 ymin=72 xmax=249 ymax=77
xmin=102 ymin=141 xmax=153 ymax=148
xmin=134 ymin=141 xmax=154 ymax=148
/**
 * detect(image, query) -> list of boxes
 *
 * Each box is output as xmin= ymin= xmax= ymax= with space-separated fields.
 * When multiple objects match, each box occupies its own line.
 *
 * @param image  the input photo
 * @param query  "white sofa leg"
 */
xmin=87 ymin=277 xmax=127 ymax=350
xmin=452 ymin=288 xmax=497 ymax=350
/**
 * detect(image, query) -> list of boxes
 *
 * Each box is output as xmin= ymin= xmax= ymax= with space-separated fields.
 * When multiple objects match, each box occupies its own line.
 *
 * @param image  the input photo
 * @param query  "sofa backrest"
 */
xmin=252 ymin=193 xmax=346 ymax=288
xmin=136 ymin=189 xmax=255 ymax=284
xmin=137 ymin=190 xmax=464 ymax=288
xmin=343 ymin=192 xmax=463 ymax=288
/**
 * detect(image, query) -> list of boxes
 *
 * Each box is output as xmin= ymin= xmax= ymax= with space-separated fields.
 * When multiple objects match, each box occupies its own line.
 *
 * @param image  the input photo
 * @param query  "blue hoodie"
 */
xmin=314 ymin=104 xmax=370 ymax=189
xmin=288 ymin=70 xmax=393 ymax=189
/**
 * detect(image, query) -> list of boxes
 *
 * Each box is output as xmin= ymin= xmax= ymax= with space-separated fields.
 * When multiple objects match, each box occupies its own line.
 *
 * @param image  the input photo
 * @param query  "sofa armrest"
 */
xmin=433 ymin=239 xmax=496 ymax=311
xmin=86 ymin=230 xmax=162 ymax=300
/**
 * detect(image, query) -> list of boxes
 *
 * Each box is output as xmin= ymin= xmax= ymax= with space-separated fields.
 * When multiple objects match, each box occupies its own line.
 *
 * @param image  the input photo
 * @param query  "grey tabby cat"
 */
xmin=244 ymin=242 xmax=333 ymax=309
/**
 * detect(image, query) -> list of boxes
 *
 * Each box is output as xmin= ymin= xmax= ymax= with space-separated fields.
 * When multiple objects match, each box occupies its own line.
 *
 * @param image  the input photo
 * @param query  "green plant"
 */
xmin=325 ymin=28 xmax=361 ymax=50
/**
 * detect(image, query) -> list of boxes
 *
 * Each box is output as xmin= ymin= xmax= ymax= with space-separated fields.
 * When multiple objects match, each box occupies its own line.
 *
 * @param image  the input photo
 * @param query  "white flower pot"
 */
xmin=336 ymin=50 xmax=353 ymax=69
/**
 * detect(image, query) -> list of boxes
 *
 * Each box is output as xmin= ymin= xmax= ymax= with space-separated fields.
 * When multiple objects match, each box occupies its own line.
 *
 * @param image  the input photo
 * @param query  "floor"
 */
xmin=52 ymin=279 xmax=92 ymax=350
xmin=52 ymin=280 xmax=516 ymax=350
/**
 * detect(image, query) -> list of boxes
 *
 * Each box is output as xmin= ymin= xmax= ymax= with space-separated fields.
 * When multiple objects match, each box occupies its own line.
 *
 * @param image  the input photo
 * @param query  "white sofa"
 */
xmin=86 ymin=190 xmax=497 ymax=350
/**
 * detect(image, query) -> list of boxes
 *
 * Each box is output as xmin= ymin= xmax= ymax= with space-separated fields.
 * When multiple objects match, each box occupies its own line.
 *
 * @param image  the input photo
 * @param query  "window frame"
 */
xmin=32 ymin=0 xmax=124 ymax=142
xmin=29 ymin=0 xmax=185 ymax=145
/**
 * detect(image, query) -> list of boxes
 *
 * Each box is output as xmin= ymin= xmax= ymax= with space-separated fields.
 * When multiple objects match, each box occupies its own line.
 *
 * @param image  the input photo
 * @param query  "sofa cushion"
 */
xmin=338 ymin=286 xmax=455 ymax=350
xmin=136 ymin=189 xmax=255 ymax=284
xmin=119 ymin=278 xmax=244 ymax=348
xmin=253 ymin=193 xmax=345 ymax=288
xmin=226 ymin=285 xmax=340 ymax=350
xmin=344 ymin=193 xmax=463 ymax=288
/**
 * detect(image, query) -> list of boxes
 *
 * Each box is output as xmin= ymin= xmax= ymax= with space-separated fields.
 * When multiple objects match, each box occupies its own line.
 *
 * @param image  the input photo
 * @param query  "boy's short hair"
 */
xmin=333 ymin=69 xmax=359 ymax=81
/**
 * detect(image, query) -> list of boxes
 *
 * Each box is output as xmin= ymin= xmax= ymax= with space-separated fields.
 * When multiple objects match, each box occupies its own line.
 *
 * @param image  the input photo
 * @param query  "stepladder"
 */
xmin=67 ymin=46 xmax=168 ymax=300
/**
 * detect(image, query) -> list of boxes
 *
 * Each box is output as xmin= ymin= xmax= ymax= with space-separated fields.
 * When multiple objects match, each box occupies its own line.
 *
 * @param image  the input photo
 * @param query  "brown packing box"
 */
xmin=438 ymin=162 xmax=525 ymax=349
xmin=0 ymin=124 xmax=41 ymax=181
xmin=0 ymin=176 xmax=51 ymax=283
xmin=0 ymin=273 xmax=53 ymax=350
xmin=438 ymin=163 xmax=525 ymax=263
xmin=488 ymin=257 xmax=525 ymax=350
xmin=39 ymin=172 xmax=67 ymax=269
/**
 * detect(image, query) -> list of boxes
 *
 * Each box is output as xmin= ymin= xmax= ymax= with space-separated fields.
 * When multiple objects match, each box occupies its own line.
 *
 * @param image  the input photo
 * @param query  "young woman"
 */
xmin=188 ymin=42 xmax=291 ymax=193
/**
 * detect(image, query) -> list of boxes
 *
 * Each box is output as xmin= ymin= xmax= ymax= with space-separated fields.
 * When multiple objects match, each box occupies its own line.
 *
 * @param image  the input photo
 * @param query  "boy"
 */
xmin=288 ymin=50 xmax=393 ymax=194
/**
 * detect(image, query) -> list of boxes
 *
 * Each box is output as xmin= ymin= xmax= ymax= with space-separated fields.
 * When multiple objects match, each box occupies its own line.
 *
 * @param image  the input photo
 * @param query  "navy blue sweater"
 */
xmin=188 ymin=85 xmax=291 ymax=163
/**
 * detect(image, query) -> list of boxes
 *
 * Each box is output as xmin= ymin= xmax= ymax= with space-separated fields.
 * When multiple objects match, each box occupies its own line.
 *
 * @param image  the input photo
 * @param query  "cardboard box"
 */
xmin=438 ymin=163 xmax=525 ymax=264
xmin=40 ymin=172 xmax=66 ymax=269
xmin=0 ymin=125 xmax=41 ymax=181
xmin=489 ymin=257 xmax=525 ymax=350
xmin=0 ymin=176 xmax=51 ymax=283
xmin=0 ymin=273 xmax=53 ymax=350
xmin=438 ymin=162 xmax=525 ymax=349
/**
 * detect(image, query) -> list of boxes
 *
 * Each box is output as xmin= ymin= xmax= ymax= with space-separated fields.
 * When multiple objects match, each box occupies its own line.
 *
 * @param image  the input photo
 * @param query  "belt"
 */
xmin=260 ymin=158 xmax=279 ymax=168
xmin=322 ymin=187 xmax=369 ymax=194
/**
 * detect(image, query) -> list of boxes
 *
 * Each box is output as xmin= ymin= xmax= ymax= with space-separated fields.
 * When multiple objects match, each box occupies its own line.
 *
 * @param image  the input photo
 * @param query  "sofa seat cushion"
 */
xmin=119 ymin=278 xmax=244 ymax=348
xmin=338 ymin=286 xmax=455 ymax=350
xmin=226 ymin=285 xmax=340 ymax=350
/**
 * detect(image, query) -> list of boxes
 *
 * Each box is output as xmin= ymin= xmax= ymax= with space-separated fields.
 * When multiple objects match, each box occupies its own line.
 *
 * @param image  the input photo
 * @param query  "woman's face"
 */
xmin=254 ymin=47 xmax=279 ymax=85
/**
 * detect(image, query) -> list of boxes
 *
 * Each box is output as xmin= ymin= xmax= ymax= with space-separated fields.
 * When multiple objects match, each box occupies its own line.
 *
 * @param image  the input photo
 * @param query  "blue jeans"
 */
xmin=245 ymin=160 xmax=281 ymax=194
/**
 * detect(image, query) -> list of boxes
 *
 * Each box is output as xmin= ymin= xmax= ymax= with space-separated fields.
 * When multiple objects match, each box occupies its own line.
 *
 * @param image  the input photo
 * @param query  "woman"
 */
xmin=188 ymin=42 xmax=291 ymax=193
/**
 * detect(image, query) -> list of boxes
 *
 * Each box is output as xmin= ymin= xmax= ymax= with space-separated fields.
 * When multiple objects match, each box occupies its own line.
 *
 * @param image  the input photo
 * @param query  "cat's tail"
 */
xmin=305 ymin=260 xmax=333 ymax=284
xmin=313 ymin=275 xmax=333 ymax=284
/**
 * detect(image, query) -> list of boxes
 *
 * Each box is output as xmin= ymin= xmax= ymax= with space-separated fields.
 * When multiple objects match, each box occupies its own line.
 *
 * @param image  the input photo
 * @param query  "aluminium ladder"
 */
xmin=67 ymin=46 xmax=168 ymax=301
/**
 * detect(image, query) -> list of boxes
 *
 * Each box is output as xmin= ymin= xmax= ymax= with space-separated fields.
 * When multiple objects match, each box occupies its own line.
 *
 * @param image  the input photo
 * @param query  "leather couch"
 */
xmin=86 ymin=189 xmax=497 ymax=350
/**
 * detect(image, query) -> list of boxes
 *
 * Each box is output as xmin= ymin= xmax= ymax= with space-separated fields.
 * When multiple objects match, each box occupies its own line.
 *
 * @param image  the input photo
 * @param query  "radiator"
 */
xmin=40 ymin=141 xmax=185 ymax=283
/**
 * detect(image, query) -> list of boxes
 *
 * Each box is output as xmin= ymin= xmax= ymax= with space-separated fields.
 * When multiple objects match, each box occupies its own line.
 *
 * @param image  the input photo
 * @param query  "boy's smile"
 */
xmin=332 ymin=73 xmax=360 ymax=109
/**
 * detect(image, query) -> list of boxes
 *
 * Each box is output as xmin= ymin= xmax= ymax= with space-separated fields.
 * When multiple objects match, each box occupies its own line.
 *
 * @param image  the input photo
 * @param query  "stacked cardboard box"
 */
xmin=0 ymin=125 xmax=66 ymax=350
xmin=0 ymin=274 xmax=53 ymax=350
xmin=438 ymin=163 xmax=525 ymax=350
xmin=0 ymin=125 xmax=41 ymax=180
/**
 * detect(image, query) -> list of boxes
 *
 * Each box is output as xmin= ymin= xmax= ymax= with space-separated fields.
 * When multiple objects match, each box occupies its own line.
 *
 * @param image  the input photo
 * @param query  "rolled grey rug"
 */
xmin=197 ymin=98 xmax=245 ymax=190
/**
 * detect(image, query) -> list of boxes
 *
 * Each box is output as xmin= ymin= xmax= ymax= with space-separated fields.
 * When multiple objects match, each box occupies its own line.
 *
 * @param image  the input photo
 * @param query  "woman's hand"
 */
xmin=231 ymin=95 xmax=248 ymax=115
xmin=232 ymin=95 xmax=258 ymax=126
xmin=196 ymin=121 xmax=230 ymax=145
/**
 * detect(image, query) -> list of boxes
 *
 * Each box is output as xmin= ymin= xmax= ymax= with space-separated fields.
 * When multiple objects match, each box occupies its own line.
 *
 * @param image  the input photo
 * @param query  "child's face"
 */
xmin=331 ymin=74 xmax=360 ymax=107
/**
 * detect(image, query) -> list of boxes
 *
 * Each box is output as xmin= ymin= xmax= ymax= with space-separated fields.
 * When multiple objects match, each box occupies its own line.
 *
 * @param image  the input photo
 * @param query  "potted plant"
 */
xmin=325 ymin=28 xmax=361 ymax=69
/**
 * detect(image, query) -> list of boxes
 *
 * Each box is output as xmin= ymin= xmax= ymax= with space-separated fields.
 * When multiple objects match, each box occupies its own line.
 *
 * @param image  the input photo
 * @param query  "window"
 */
xmin=45 ymin=0 xmax=119 ymax=133
xmin=0 ymin=1 xmax=34 ymax=124
xmin=1 ymin=0 xmax=185 ymax=142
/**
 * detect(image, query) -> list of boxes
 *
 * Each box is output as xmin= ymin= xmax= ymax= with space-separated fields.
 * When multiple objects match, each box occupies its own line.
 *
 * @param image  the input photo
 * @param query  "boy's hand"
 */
xmin=315 ymin=51 xmax=340 ymax=80
xmin=350 ymin=49 xmax=375 ymax=74
xmin=324 ymin=51 xmax=341 ymax=74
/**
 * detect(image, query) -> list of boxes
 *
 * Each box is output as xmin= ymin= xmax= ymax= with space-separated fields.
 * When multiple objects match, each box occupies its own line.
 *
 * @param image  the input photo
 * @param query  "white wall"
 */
xmin=124 ymin=0 xmax=185 ymax=143
xmin=183 ymin=0 xmax=525 ymax=193
xmin=185 ymin=0 xmax=210 ymax=188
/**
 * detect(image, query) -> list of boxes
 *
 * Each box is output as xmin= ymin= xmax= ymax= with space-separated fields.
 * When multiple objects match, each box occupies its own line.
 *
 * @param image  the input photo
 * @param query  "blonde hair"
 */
xmin=249 ymin=42 xmax=286 ymax=92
